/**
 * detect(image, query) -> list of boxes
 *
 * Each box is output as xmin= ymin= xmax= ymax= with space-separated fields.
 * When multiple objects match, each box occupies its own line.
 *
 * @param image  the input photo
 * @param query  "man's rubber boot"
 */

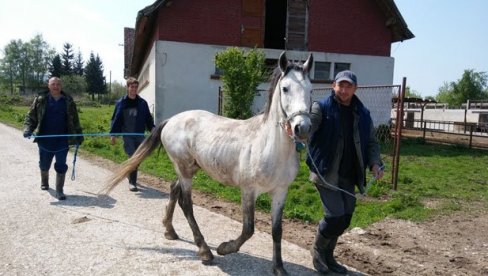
xmin=324 ymin=237 xmax=348 ymax=274
xmin=310 ymin=229 xmax=330 ymax=274
xmin=41 ymin=171 xmax=49 ymax=190
xmin=55 ymin=173 xmax=66 ymax=200
xmin=128 ymin=170 xmax=138 ymax=192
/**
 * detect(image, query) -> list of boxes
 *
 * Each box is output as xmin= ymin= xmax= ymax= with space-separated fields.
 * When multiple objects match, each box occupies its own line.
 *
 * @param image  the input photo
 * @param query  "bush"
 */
xmin=215 ymin=47 xmax=266 ymax=119
xmin=0 ymin=94 xmax=33 ymax=106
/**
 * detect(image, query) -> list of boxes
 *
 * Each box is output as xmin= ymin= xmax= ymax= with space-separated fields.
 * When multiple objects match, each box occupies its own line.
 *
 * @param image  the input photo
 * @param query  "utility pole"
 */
xmin=109 ymin=70 xmax=112 ymax=93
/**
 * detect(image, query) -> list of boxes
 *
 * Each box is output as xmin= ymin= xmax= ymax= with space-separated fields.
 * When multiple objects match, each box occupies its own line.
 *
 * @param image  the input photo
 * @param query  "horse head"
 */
xmin=277 ymin=51 xmax=313 ymax=142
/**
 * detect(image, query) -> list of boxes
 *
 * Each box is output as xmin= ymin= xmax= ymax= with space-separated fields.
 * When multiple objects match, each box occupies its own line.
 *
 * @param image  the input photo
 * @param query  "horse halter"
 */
xmin=276 ymin=75 xmax=311 ymax=142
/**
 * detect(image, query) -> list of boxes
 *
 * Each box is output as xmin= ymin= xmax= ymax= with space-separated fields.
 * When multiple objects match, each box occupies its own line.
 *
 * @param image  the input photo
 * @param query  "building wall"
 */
xmin=155 ymin=0 xmax=243 ymax=47
xmin=408 ymin=109 xmax=481 ymax=123
xmin=308 ymin=0 xmax=392 ymax=56
xmin=153 ymin=0 xmax=391 ymax=56
xmin=137 ymin=45 xmax=157 ymax=117
xmin=138 ymin=41 xmax=394 ymax=125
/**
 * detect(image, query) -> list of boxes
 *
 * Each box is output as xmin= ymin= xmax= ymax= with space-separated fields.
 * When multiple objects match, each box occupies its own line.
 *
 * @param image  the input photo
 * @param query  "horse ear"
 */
xmin=279 ymin=51 xmax=288 ymax=73
xmin=303 ymin=53 xmax=314 ymax=75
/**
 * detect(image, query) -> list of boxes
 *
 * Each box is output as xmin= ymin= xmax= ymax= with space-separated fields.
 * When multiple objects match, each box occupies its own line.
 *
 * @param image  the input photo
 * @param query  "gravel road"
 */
xmin=1 ymin=122 xmax=359 ymax=275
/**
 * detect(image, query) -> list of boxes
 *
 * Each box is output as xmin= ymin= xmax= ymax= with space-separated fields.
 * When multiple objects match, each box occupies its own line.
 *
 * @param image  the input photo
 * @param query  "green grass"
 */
xmin=2 ymin=100 xmax=487 ymax=230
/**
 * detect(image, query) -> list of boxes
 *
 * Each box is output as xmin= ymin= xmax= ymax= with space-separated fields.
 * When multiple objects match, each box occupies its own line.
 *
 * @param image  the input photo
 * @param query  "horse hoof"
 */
xmin=199 ymin=249 xmax=214 ymax=264
xmin=272 ymin=267 xmax=289 ymax=276
xmin=217 ymin=241 xmax=237 ymax=255
xmin=164 ymin=230 xmax=179 ymax=240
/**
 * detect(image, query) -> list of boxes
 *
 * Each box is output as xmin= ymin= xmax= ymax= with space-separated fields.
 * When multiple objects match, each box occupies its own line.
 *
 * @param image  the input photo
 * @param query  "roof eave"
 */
xmin=377 ymin=0 xmax=415 ymax=43
xmin=129 ymin=0 xmax=169 ymax=77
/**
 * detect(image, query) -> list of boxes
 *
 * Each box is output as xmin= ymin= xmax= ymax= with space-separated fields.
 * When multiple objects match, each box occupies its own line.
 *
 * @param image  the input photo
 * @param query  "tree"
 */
xmin=215 ymin=47 xmax=266 ymax=119
xmin=61 ymin=75 xmax=87 ymax=95
xmin=29 ymin=34 xmax=55 ymax=86
xmin=84 ymin=52 xmax=106 ymax=100
xmin=0 ymin=39 xmax=23 ymax=94
xmin=0 ymin=35 xmax=54 ymax=93
xmin=436 ymin=69 xmax=488 ymax=107
xmin=49 ymin=54 xmax=62 ymax=78
xmin=436 ymin=82 xmax=456 ymax=106
xmin=61 ymin=42 xmax=74 ymax=76
xmin=404 ymin=86 xmax=422 ymax=98
xmin=17 ymin=41 xmax=32 ymax=91
xmin=73 ymin=50 xmax=84 ymax=76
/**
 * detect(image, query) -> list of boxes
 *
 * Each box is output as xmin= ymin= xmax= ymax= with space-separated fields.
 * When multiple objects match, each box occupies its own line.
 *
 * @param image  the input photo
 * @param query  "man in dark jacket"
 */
xmin=306 ymin=70 xmax=383 ymax=274
xmin=23 ymin=77 xmax=84 ymax=200
xmin=110 ymin=77 xmax=155 ymax=192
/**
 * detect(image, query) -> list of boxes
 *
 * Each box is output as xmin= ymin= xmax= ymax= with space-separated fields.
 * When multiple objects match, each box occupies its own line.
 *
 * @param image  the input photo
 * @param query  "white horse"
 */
xmin=105 ymin=51 xmax=313 ymax=275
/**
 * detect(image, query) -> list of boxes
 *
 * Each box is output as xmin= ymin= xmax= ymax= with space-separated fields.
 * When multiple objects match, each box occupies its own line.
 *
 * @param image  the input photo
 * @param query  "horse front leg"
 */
xmin=177 ymin=180 xmax=214 ymax=264
xmin=271 ymin=189 xmax=289 ymax=276
xmin=163 ymin=180 xmax=180 ymax=240
xmin=217 ymin=189 xmax=256 ymax=255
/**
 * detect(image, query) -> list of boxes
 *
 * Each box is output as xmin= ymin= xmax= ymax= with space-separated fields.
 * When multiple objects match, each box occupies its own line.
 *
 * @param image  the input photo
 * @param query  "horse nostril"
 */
xmin=294 ymin=125 xmax=300 ymax=136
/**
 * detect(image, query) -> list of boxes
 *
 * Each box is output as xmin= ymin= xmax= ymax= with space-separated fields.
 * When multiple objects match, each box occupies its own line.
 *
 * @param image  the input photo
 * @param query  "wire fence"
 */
xmin=219 ymin=84 xmax=403 ymax=190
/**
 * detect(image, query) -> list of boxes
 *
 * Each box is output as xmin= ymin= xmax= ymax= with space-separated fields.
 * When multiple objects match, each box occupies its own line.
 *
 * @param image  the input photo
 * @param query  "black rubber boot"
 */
xmin=55 ymin=173 xmax=66 ymax=200
xmin=324 ymin=237 xmax=348 ymax=274
xmin=41 ymin=171 xmax=49 ymax=190
xmin=310 ymin=229 xmax=330 ymax=274
xmin=128 ymin=170 xmax=138 ymax=192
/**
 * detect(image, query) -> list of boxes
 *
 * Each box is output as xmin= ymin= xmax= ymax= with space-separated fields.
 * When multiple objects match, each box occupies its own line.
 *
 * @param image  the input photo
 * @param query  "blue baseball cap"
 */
xmin=334 ymin=70 xmax=357 ymax=85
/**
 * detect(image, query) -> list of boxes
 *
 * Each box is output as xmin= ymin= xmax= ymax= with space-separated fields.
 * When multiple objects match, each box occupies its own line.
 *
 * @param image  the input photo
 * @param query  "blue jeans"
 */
xmin=38 ymin=145 xmax=69 ymax=174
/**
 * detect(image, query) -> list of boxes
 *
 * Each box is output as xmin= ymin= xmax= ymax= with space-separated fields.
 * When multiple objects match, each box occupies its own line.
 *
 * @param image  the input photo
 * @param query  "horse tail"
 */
xmin=102 ymin=120 xmax=168 ymax=194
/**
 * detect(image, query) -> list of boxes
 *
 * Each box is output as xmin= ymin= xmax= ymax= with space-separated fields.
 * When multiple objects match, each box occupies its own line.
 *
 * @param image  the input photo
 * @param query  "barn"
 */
xmin=123 ymin=0 xmax=414 ymax=125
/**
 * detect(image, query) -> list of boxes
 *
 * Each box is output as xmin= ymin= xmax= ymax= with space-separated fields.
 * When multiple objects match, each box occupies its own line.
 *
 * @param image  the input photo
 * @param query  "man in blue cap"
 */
xmin=306 ymin=70 xmax=384 ymax=274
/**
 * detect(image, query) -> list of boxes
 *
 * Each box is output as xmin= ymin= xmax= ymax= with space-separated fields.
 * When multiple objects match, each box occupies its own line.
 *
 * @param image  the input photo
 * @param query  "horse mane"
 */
xmin=262 ymin=62 xmax=306 ymax=121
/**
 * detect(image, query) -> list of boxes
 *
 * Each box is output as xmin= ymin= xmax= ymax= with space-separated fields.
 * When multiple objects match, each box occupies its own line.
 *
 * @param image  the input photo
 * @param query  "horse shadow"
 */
xmin=132 ymin=237 xmax=365 ymax=275
xmin=132 ymin=243 xmax=316 ymax=275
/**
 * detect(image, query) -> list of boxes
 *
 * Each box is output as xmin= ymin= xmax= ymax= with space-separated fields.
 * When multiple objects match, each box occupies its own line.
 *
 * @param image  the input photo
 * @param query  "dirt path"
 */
xmin=0 ymin=123 xmax=327 ymax=275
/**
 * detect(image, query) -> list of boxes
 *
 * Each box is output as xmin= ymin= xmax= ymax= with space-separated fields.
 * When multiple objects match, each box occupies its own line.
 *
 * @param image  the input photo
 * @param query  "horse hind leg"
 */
xmin=217 ymin=189 xmax=256 ymax=255
xmin=163 ymin=180 xmax=180 ymax=240
xmin=177 ymin=178 xmax=214 ymax=263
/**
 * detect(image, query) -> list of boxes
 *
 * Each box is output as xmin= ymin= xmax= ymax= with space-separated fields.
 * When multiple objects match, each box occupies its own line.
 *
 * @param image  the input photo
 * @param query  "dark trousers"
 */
xmin=316 ymin=178 xmax=357 ymax=238
xmin=123 ymin=136 xmax=143 ymax=185
xmin=38 ymin=146 xmax=69 ymax=174
xmin=123 ymin=136 xmax=144 ymax=157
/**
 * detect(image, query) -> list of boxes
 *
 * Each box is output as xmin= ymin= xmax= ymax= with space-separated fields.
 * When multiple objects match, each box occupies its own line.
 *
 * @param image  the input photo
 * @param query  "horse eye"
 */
xmin=282 ymin=87 xmax=288 ymax=93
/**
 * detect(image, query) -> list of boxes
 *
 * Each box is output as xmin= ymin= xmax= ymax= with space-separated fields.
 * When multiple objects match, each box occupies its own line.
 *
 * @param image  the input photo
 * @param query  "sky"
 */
xmin=392 ymin=0 xmax=488 ymax=97
xmin=0 ymin=1 xmax=487 ymax=98
xmin=0 ymin=0 xmax=155 ymax=85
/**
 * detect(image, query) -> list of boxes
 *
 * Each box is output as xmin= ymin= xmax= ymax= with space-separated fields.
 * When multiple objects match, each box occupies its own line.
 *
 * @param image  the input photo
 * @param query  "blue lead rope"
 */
xmin=30 ymin=132 xmax=146 ymax=138
xmin=71 ymin=144 xmax=80 ymax=180
xmin=29 ymin=132 xmax=146 ymax=181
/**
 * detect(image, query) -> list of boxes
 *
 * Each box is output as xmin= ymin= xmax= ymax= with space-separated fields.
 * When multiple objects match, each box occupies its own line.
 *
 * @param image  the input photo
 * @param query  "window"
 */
xmin=314 ymin=62 xmax=331 ymax=80
xmin=214 ymin=66 xmax=224 ymax=76
xmin=333 ymin=63 xmax=350 ymax=76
